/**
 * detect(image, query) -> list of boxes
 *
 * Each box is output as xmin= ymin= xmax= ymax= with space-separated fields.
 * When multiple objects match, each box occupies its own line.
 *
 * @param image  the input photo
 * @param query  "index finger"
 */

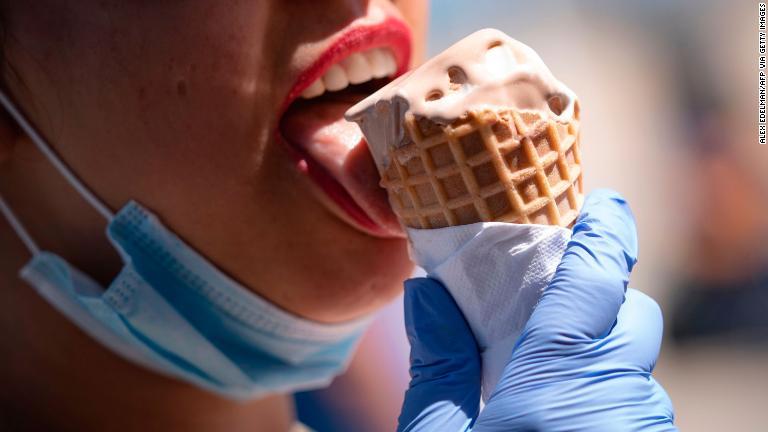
xmin=522 ymin=189 xmax=638 ymax=342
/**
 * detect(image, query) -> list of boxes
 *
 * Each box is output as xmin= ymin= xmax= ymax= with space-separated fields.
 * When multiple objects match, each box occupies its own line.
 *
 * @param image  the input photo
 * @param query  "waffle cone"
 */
xmin=380 ymin=102 xmax=583 ymax=229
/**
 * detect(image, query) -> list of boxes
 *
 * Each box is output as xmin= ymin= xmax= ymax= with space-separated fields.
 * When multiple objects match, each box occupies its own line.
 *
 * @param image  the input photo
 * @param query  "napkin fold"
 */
xmin=407 ymin=222 xmax=571 ymax=401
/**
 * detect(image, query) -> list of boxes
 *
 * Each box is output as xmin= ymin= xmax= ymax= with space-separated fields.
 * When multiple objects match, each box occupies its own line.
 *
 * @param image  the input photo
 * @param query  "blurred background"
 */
xmin=298 ymin=1 xmax=768 ymax=430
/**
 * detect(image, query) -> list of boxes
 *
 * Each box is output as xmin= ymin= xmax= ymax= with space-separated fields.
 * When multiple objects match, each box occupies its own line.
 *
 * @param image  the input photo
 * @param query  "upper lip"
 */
xmin=278 ymin=16 xmax=412 ymax=118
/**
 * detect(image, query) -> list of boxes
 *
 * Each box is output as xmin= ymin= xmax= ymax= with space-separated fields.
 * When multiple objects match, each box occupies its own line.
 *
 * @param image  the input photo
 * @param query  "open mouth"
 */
xmin=277 ymin=18 xmax=411 ymax=238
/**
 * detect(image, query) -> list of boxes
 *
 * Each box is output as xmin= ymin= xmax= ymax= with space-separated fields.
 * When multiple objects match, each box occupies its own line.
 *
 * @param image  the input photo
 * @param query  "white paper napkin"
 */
xmin=407 ymin=222 xmax=571 ymax=401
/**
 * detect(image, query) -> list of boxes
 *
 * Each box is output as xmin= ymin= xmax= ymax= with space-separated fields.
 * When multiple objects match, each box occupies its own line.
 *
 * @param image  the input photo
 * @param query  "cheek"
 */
xmin=3 ymin=0 xmax=281 ymax=209
xmin=390 ymin=0 xmax=429 ymax=64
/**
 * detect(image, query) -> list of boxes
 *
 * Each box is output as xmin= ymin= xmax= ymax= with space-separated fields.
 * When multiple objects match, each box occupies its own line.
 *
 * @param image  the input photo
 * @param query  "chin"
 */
xmin=302 ymin=218 xmax=414 ymax=323
xmin=251 ymin=137 xmax=414 ymax=323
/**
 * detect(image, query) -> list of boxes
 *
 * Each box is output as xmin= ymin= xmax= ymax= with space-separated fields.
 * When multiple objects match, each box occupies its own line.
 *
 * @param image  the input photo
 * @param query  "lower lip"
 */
xmin=275 ymin=18 xmax=411 ymax=238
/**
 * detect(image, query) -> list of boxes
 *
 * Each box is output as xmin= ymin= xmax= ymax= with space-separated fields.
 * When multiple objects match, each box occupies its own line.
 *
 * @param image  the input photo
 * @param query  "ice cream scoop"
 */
xmin=345 ymin=28 xmax=582 ymax=229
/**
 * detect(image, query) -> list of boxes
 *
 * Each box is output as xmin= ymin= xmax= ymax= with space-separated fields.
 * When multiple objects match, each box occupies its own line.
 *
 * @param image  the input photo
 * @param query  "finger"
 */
xmin=607 ymin=289 xmax=664 ymax=372
xmin=476 ymin=376 xmax=677 ymax=432
xmin=648 ymin=377 xmax=677 ymax=430
xmin=524 ymin=189 xmax=639 ymax=342
xmin=398 ymin=278 xmax=481 ymax=432
xmin=491 ymin=290 xmax=663 ymax=398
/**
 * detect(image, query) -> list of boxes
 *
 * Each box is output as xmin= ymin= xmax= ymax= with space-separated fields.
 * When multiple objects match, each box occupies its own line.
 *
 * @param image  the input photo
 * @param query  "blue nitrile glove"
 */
xmin=398 ymin=190 xmax=676 ymax=431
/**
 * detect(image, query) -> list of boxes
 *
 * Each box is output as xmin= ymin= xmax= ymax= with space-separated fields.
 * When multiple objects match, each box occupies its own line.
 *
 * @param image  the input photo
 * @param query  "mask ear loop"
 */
xmin=0 ymin=195 xmax=40 ymax=255
xmin=0 ymin=89 xmax=114 ymax=221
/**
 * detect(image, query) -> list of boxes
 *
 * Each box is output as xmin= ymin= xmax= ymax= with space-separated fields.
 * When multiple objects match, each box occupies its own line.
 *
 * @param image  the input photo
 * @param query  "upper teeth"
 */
xmin=301 ymin=48 xmax=397 ymax=99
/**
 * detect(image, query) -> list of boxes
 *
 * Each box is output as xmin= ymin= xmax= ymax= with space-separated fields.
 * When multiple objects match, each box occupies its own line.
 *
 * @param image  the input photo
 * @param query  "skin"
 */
xmin=0 ymin=0 xmax=427 ymax=430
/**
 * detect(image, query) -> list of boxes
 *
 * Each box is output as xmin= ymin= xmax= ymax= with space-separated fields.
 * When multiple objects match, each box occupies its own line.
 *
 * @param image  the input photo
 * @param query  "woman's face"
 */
xmin=1 ymin=0 xmax=427 ymax=322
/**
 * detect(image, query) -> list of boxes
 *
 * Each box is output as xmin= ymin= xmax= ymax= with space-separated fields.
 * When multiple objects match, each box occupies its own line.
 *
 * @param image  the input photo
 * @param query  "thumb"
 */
xmin=398 ymin=278 xmax=481 ymax=432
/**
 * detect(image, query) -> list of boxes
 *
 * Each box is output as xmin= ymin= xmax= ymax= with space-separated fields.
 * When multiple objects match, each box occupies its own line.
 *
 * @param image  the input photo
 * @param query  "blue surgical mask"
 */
xmin=0 ymin=89 xmax=369 ymax=400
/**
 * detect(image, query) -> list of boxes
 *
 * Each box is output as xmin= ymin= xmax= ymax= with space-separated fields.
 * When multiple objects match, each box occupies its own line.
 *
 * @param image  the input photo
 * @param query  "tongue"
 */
xmin=282 ymin=100 xmax=365 ymax=166
xmin=280 ymin=98 xmax=402 ymax=236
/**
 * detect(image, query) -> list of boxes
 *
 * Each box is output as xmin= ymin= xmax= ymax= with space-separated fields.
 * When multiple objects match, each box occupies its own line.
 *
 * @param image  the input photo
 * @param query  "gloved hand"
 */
xmin=398 ymin=190 xmax=676 ymax=431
